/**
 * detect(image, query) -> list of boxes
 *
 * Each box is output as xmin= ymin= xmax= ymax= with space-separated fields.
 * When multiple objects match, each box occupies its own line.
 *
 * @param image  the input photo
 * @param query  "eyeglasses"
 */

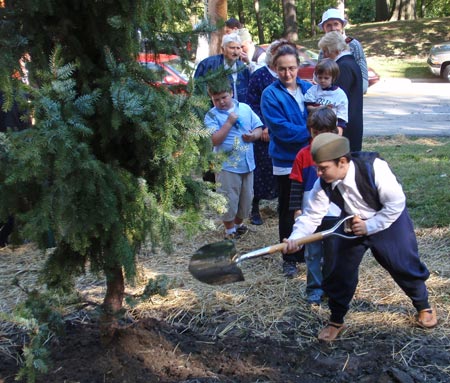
xmin=277 ymin=66 xmax=298 ymax=74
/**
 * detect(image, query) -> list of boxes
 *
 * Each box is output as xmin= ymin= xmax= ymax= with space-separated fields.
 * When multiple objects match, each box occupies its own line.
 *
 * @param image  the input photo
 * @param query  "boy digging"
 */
xmin=285 ymin=133 xmax=437 ymax=341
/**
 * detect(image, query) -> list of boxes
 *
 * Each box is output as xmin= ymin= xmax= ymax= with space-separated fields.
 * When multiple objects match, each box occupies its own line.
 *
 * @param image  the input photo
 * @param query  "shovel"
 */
xmin=189 ymin=215 xmax=358 ymax=285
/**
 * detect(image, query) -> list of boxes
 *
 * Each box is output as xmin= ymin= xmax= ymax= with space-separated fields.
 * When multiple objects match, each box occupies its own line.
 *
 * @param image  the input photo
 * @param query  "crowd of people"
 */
xmin=194 ymin=8 xmax=437 ymax=342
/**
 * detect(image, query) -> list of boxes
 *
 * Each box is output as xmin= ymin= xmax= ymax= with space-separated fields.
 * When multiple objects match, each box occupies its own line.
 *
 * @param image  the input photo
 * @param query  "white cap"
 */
xmin=318 ymin=8 xmax=347 ymax=31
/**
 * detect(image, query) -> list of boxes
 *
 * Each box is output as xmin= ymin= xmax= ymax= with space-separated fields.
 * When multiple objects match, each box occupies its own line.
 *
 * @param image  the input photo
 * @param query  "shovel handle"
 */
xmin=234 ymin=215 xmax=356 ymax=264
xmin=234 ymin=215 xmax=357 ymax=263
xmin=268 ymin=232 xmax=325 ymax=254
xmin=234 ymin=232 xmax=325 ymax=263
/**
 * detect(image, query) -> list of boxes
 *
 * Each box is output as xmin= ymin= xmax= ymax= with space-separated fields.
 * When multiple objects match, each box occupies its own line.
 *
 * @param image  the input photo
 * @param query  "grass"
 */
xmin=300 ymin=16 xmax=450 ymax=79
xmin=367 ymin=56 xmax=430 ymax=79
xmin=362 ymin=136 xmax=450 ymax=228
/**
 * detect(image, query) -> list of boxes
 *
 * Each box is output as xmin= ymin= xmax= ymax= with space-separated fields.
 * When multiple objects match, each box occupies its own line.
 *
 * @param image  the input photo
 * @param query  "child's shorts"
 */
xmin=216 ymin=170 xmax=253 ymax=222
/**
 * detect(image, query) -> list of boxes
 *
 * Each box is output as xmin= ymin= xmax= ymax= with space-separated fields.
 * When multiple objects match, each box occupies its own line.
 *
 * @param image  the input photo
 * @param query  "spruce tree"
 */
xmin=0 ymin=1 xmax=215 ymax=322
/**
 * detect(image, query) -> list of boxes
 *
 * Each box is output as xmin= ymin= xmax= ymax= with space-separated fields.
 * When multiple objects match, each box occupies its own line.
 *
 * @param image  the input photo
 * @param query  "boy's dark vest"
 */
xmin=320 ymin=152 xmax=383 ymax=212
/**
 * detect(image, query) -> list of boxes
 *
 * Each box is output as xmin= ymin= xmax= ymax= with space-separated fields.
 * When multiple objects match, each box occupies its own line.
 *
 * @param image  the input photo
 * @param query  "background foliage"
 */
xmin=225 ymin=0 xmax=450 ymax=42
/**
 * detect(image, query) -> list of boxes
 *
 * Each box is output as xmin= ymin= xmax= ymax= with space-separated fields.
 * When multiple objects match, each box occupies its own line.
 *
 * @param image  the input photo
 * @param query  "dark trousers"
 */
xmin=323 ymin=209 xmax=430 ymax=324
xmin=277 ymin=174 xmax=304 ymax=263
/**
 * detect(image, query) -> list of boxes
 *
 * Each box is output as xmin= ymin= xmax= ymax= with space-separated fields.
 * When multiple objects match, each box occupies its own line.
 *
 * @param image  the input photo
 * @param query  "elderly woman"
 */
xmin=260 ymin=42 xmax=312 ymax=277
xmin=319 ymin=31 xmax=363 ymax=152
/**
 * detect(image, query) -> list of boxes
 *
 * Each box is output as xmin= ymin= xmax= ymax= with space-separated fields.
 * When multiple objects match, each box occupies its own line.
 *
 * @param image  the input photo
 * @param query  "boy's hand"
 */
xmin=242 ymin=127 xmax=262 ymax=143
xmin=227 ymin=112 xmax=238 ymax=126
xmin=261 ymin=127 xmax=270 ymax=142
xmin=282 ymin=238 xmax=303 ymax=254
xmin=242 ymin=132 xmax=255 ymax=142
xmin=351 ymin=215 xmax=367 ymax=236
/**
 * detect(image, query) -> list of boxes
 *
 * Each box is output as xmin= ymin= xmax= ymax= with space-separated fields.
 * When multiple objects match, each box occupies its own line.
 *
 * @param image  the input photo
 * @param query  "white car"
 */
xmin=427 ymin=42 xmax=450 ymax=82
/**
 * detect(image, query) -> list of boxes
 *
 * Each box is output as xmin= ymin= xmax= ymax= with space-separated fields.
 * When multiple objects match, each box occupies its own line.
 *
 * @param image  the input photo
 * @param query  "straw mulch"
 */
xmin=1 ymin=202 xmax=450 ymax=377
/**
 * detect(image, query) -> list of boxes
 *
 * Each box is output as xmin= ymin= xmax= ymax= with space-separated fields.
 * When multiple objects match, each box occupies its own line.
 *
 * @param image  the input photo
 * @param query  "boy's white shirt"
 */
xmin=289 ymin=158 xmax=406 ymax=240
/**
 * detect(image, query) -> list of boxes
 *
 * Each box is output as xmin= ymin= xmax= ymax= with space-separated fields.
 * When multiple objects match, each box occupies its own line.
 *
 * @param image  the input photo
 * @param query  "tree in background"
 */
xmin=207 ymin=0 xmax=228 ymax=54
xmin=282 ymin=0 xmax=299 ymax=41
xmin=376 ymin=0 xmax=390 ymax=21
xmin=421 ymin=0 xmax=450 ymax=18
xmin=310 ymin=0 xmax=317 ymax=37
xmin=0 ymin=0 xmax=215 ymax=328
xmin=254 ymin=0 xmax=266 ymax=43
xmin=346 ymin=0 xmax=377 ymax=23
xmin=225 ymin=0 xmax=449 ymax=43
xmin=390 ymin=0 xmax=417 ymax=20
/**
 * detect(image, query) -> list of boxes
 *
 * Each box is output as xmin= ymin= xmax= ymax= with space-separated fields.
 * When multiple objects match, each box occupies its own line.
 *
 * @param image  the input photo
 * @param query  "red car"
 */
xmin=137 ymin=52 xmax=192 ymax=93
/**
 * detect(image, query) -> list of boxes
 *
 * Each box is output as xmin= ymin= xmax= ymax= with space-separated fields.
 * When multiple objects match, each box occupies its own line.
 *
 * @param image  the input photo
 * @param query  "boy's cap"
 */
xmin=311 ymin=133 xmax=350 ymax=162
xmin=318 ymin=8 xmax=347 ymax=31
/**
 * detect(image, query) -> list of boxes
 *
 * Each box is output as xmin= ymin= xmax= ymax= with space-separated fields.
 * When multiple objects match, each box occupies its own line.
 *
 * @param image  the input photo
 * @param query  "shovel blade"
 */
xmin=188 ymin=240 xmax=245 ymax=285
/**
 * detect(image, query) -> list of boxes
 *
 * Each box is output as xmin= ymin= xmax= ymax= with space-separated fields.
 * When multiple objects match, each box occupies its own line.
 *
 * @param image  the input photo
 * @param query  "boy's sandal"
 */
xmin=417 ymin=308 xmax=438 ymax=329
xmin=318 ymin=322 xmax=346 ymax=342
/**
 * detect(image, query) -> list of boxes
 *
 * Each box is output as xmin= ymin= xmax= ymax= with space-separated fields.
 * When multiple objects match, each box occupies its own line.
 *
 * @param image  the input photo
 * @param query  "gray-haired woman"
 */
xmin=319 ymin=31 xmax=363 ymax=152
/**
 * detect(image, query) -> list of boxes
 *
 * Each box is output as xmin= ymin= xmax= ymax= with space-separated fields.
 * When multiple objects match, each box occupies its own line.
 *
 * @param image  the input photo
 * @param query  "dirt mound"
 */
xmin=2 ymin=316 xmax=445 ymax=383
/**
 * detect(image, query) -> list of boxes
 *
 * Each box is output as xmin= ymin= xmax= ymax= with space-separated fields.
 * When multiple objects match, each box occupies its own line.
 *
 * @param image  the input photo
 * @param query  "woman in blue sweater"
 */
xmin=260 ymin=43 xmax=312 ymax=277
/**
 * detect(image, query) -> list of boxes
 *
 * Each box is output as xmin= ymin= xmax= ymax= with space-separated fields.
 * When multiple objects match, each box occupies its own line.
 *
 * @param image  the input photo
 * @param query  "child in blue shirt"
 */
xmin=204 ymin=82 xmax=263 ymax=239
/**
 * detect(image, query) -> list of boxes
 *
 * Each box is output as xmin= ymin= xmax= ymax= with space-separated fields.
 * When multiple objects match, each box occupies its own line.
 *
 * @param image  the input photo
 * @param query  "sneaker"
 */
xmin=224 ymin=232 xmax=237 ymax=241
xmin=250 ymin=212 xmax=263 ymax=225
xmin=235 ymin=225 xmax=249 ymax=236
xmin=282 ymin=261 xmax=298 ymax=278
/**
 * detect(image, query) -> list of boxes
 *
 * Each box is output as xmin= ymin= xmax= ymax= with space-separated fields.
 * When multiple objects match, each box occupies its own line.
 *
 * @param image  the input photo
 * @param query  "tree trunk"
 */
xmin=254 ymin=0 xmax=265 ymax=44
xmin=418 ymin=0 xmax=424 ymax=18
xmin=282 ymin=0 xmax=298 ymax=42
xmin=208 ymin=0 xmax=227 ymax=55
xmin=103 ymin=265 xmax=125 ymax=314
xmin=310 ymin=0 xmax=316 ymax=37
xmin=390 ymin=0 xmax=417 ymax=20
xmin=376 ymin=0 xmax=390 ymax=21
xmin=237 ymin=0 xmax=245 ymax=26
xmin=100 ymin=264 xmax=125 ymax=342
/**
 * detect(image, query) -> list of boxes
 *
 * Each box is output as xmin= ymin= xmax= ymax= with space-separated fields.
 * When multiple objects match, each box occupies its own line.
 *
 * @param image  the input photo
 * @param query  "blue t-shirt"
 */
xmin=204 ymin=100 xmax=263 ymax=173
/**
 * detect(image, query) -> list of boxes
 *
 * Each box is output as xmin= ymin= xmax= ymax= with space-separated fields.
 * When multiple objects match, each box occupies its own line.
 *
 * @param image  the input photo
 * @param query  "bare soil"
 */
xmin=2 ymin=315 xmax=448 ymax=383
